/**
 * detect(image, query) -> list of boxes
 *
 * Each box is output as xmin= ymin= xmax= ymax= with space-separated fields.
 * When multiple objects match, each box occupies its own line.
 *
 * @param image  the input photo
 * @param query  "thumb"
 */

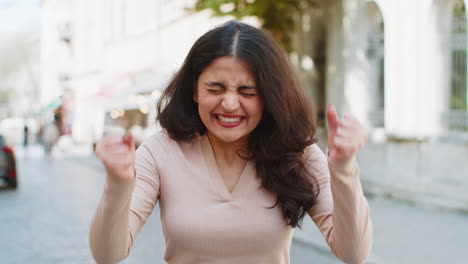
xmin=326 ymin=104 xmax=339 ymax=142
xmin=123 ymin=132 xmax=135 ymax=150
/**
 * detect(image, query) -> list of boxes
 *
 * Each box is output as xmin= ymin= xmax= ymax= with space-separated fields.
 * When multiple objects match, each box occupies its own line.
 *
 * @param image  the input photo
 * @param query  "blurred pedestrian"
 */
xmin=90 ymin=21 xmax=372 ymax=264
xmin=42 ymin=123 xmax=60 ymax=157
xmin=23 ymin=124 xmax=29 ymax=148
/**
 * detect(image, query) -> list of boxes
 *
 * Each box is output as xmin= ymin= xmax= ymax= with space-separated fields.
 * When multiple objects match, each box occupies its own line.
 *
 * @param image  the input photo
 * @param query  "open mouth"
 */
xmin=216 ymin=115 xmax=245 ymax=122
xmin=213 ymin=114 xmax=246 ymax=127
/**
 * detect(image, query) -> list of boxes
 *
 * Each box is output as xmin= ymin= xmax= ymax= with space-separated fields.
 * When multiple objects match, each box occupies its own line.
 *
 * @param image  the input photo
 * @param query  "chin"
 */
xmin=209 ymin=130 xmax=247 ymax=144
xmin=217 ymin=135 xmax=244 ymax=143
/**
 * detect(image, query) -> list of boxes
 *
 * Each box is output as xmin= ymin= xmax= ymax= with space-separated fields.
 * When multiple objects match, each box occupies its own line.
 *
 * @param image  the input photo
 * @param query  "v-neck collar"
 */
xmin=200 ymin=134 xmax=252 ymax=202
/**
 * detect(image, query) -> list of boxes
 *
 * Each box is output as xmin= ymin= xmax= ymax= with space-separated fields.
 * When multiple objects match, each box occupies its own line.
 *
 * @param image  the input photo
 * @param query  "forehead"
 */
xmin=199 ymin=56 xmax=256 ymax=84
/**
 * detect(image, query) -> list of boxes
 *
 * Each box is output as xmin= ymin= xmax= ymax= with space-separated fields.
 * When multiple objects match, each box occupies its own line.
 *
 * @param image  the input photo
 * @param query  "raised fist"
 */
xmin=95 ymin=132 xmax=136 ymax=184
xmin=326 ymin=104 xmax=368 ymax=171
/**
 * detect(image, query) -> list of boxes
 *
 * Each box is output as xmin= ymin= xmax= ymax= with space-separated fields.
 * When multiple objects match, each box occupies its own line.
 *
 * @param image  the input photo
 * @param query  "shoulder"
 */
xmin=303 ymin=144 xmax=329 ymax=180
xmin=304 ymin=144 xmax=327 ymax=163
xmin=137 ymin=130 xmax=200 ymax=162
xmin=139 ymin=130 xmax=176 ymax=152
xmin=136 ymin=130 xmax=174 ymax=163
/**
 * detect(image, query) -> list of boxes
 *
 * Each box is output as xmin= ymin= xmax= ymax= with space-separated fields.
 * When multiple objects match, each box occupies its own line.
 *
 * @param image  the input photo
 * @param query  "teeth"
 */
xmin=217 ymin=115 xmax=242 ymax=122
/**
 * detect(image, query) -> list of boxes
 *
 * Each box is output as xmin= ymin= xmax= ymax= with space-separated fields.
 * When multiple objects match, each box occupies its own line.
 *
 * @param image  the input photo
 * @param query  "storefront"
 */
xmin=90 ymin=79 xmax=165 ymax=148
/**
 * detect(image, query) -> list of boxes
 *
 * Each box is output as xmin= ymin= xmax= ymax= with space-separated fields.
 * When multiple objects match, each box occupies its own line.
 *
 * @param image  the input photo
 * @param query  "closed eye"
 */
xmin=204 ymin=82 xmax=258 ymax=96
xmin=239 ymin=86 xmax=257 ymax=96
xmin=207 ymin=89 xmax=223 ymax=93
xmin=205 ymin=82 xmax=225 ymax=93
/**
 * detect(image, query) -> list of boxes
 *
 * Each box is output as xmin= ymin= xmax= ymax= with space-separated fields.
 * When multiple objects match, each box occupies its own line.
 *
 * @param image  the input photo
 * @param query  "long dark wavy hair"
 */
xmin=157 ymin=20 xmax=319 ymax=228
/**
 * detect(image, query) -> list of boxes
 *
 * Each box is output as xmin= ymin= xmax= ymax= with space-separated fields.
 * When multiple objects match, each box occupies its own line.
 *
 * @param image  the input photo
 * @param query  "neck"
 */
xmin=206 ymin=132 xmax=249 ymax=163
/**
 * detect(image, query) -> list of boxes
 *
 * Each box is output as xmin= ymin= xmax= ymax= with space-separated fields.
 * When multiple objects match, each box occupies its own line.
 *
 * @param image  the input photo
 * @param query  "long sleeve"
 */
xmin=307 ymin=144 xmax=373 ymax=264
xmin=89 ymin=143 xmax=161 ymax=264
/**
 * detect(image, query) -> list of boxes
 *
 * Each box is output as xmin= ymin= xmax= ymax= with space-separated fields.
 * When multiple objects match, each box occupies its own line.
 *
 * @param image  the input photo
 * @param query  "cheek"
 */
xmin=247 ymin=99 xmax=264 ymax=120
xmin=197 ymin=96 xmax=219 ymax=115
xmin=254 ymin=98 xmax=264 ymax=114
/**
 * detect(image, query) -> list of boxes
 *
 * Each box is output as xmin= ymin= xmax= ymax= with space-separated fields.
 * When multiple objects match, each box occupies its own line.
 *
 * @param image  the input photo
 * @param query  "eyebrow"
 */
xmin=205 ymin=81 xmax=256 ymax=90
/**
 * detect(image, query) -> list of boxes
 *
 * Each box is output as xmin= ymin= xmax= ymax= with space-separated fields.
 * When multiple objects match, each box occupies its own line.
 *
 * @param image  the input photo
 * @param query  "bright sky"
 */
xmin=0 ymin=0 xmax=40 ymax=36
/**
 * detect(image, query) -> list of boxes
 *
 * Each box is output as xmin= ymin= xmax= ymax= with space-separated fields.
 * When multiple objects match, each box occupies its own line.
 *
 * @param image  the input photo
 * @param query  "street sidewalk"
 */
xmin=15 ymin=138 xmax=93 ymax=159
xmin=293 ymin=194 xmax=468 ymax=264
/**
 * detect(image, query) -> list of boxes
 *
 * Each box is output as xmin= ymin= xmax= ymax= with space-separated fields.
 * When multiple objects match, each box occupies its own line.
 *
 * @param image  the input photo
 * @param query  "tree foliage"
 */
xmin=194 ymin=0 xmax=317 ymax=52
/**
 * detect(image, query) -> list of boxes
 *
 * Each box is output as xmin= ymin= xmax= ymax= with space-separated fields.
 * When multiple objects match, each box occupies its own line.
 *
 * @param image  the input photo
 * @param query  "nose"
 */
xmin=221 ymin=92 xmax=240 ymax=112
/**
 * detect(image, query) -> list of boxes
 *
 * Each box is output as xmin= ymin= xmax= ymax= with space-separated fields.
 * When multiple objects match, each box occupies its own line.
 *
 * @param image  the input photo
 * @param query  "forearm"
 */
xmin=89 ymin=178 xmax=135 ymax=264
xmin=328 ymin=160 xmax=373 ymax=264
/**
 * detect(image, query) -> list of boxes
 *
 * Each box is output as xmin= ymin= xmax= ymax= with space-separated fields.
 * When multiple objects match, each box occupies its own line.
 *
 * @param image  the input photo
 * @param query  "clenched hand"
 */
xmin=326 ymin=104 xmax=368 ymax=171
xmin=95 ymin=133 xmax=136 ymax=184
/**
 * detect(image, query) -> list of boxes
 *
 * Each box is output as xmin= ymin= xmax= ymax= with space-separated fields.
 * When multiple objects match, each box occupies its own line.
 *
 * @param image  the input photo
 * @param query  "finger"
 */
xmin=98 ymin=137 xmax=123 ymax=151
xmin=328 ymin=147 xmax=345 ymax=162
xmin=123 ymin=132 xmax=135 ymax=150
xmin=336 ymin=127 xmax=361 ymax=141
xmin=337 ymin=116 xmax=365 ymax=134
xmin=98 ymin=140 xmax=129 ymax=153
xmin=104 ymin=154 xmax=134 ymax=168
xmin=340 ymin=115 xmax=359 ymax=129
xmin=338 ymin=119 xmax=353 ymax=130
xmin=336 ymin=126 xmax=349 ymax=138
xmin=109 ymin=144 xmax=131 ymax=154
xmin=326 ymin=104 xmax=339 ymax=134
xmin=334 ymin=132 xmax=361 ymax=146
xmin=96 ymin=142 xmax=131 ymax=161
xmin=328 ymin=150 xmax=338 ymax=161
xmin=326 ymin=104 xmax=340 ymax=149
xmin=104 ymin=133 xmax=125 ymax=143
xmin=342 ymin=115 xmax=366 ymax=135
xmin=334 ymin=137 xmax=357 ymax=156
xmin=333 ymin=136 xmax=348 ymax=149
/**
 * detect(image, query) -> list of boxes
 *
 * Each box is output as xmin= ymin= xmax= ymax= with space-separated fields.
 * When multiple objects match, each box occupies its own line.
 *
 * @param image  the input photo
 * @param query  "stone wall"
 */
xmin=357 ymin=139 xmax=468 ymax=211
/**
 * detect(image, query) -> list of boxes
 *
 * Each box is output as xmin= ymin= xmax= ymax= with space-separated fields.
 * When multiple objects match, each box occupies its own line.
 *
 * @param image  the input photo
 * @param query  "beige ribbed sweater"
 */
xmin=89 ymin=131 xmax=372 ymax=264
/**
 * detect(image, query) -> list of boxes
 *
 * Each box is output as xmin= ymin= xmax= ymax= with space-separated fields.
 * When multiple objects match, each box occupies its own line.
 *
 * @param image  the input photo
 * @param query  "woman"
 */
xmin=90 ymin=21 xmax=372 ymax=264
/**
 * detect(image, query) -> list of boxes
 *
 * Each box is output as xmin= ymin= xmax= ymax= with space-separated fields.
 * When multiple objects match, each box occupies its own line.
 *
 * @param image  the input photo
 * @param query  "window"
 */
xmin=450 ymin=0 xmax=467 ymax=111
xmin=447 ymin=0 xmax=468 ymax=131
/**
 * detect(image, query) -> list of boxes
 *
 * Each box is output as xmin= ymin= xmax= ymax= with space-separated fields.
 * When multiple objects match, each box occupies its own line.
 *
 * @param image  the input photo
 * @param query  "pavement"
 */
xmin=293 ymin=191 xmax=468 ymax=264
xmin=15 ymin=142 xmax=468 ymax=264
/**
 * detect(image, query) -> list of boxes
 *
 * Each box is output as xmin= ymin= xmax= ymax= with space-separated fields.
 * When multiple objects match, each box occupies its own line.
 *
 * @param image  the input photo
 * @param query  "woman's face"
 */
xmin=194 ymin=56 xmax=264 ymax=145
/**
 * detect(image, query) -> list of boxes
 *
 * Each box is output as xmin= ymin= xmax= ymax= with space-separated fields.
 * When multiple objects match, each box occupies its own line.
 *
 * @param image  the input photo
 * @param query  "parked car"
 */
xmin=0 ymin=135 xmax=17 ymax=188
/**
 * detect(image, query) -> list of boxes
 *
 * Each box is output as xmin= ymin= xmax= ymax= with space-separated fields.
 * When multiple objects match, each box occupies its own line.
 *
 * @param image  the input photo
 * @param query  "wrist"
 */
xmin=328 ymin=157 xmax=358 ymax=174
xmin=106 ymin=169 xmax=135 ymax=185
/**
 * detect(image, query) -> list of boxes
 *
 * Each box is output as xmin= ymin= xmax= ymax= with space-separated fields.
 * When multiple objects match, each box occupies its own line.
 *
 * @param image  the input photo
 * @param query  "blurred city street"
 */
xmin=1 ymin=144 xmax=467 ymax=264
xmin=1 ymin=0 xmax=468 ymax=263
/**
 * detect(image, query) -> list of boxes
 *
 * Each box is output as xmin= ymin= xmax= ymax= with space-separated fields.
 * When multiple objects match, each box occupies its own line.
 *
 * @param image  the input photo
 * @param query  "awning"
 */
xmin=96 ymin=80 xmax=168 ymax=111
xmin=40 ymin=98 xmax=62 ymax=113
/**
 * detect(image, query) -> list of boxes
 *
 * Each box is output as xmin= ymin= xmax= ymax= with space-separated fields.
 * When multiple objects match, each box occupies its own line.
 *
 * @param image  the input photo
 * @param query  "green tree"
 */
xmin=194 ymin=0 xmax=317 ymax=52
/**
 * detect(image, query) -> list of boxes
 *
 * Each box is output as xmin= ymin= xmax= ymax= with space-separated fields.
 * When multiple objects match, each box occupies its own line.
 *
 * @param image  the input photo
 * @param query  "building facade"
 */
xmin=41 ymin=0 xmax=255 ymax=145
xmin=292 ymin=0 xmax=468 ymax=210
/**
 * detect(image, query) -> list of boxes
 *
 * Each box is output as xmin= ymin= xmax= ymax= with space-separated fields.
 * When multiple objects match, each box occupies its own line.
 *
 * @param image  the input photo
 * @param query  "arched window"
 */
xmin=449 ymin=0 xmax=468 ymax=130
xmin=365 ymin=2 xmax=385 ymax=128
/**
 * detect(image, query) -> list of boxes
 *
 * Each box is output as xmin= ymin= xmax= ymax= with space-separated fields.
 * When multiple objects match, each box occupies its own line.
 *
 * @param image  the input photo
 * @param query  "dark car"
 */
xmin=0 ymin=135 xmax=17 ymax=188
